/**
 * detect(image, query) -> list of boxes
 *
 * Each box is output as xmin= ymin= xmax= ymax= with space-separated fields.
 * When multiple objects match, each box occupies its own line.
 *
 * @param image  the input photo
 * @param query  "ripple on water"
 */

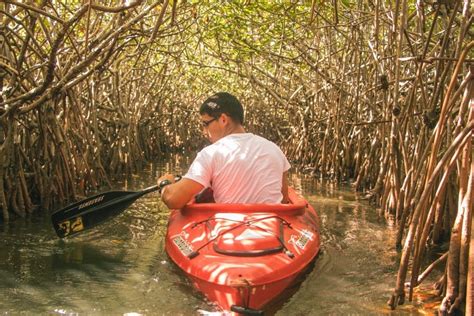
xmin=0 ymin=171 xmax=435 ymax=315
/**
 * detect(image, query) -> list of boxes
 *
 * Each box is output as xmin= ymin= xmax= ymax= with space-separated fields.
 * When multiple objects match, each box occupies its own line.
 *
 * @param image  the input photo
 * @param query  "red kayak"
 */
xmin=165 ymin=188 xmax=321 ymax=315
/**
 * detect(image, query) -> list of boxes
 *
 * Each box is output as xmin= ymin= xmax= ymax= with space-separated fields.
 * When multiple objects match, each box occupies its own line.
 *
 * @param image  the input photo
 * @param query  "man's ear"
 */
xmin=220 ymin=113 xmax=230 ymax=125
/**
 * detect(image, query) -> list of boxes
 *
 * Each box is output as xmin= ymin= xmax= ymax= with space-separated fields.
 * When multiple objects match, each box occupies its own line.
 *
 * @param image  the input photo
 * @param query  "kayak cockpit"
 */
xmin=165 ymin=188 xmax=320 ymax=313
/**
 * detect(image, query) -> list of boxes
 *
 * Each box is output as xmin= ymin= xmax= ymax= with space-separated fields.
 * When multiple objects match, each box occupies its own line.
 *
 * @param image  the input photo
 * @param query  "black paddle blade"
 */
xmin=51 ymin=185 xmax=159 ymax=238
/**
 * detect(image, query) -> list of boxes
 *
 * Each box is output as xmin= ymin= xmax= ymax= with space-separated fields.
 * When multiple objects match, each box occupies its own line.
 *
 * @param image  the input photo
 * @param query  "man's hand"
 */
xmin=157 ymin=174 xmax=204 ymax=209
xmin=157 ymin=174 xmax=176 ymax=193
xmin=157 ymin=173 xmax=176 ymax=184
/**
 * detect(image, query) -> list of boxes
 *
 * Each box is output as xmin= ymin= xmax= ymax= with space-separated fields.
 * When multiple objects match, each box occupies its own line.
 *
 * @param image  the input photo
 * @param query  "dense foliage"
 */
xmin=0 ymin=1 xmax=472 ymax=314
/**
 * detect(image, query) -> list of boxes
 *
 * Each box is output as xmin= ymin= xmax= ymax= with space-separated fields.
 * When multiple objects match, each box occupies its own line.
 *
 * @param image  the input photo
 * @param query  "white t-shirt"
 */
xmin=184 ymin=133 xmax=290 ymax=203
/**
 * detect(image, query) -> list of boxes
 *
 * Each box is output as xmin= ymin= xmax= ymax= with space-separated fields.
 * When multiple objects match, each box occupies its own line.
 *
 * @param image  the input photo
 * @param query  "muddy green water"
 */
xmin=0 ymin=161 xmax=437 ymax=315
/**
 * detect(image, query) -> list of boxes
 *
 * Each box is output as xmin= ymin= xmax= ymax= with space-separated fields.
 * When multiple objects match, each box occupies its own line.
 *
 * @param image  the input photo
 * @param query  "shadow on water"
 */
xmin=0 ymin=164 xmax=439 ymax=315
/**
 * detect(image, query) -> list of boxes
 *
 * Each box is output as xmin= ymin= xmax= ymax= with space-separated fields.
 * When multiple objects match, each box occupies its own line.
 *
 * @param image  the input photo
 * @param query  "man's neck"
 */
xmin=224 ymin=124 xmax=246 ymax=136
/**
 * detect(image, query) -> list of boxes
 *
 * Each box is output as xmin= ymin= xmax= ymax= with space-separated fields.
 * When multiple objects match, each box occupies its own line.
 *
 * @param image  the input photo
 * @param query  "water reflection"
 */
xmin=0 ymin=164 xmax=434 ymax=315
xmin=276 ymin=178 xmax=429 ymax=315
xmin=51 ymin=241 xmax=126 ymax=273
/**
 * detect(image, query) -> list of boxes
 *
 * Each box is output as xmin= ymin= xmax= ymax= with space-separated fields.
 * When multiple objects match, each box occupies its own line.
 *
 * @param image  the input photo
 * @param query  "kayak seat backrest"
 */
xmin=183 ymin=188 xmax=307 ymax=215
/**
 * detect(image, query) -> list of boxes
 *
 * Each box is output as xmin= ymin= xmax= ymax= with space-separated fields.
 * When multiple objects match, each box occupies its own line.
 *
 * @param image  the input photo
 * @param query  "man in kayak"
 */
xmin=157 ymin=92 xmax=290 ymax=208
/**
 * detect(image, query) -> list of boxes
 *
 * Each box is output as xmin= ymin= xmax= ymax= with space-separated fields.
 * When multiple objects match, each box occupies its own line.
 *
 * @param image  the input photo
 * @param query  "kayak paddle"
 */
xmin=51 ymin=185 xmax=159 ymax=238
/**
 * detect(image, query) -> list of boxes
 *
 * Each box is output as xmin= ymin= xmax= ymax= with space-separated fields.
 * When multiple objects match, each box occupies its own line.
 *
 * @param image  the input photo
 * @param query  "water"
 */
xmin=0 ymin=162 xmax=438 ymax=315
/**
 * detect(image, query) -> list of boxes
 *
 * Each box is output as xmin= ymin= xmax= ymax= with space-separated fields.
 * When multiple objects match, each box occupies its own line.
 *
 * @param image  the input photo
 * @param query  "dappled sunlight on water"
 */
xmin=276 ymin=176 xmax=439 ymax=315
xmin=0 ymin=163 xmax=438 ymax=315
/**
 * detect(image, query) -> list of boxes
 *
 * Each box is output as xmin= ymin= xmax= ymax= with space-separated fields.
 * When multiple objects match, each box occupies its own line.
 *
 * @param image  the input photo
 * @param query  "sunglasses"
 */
xmin=201 ymin=117 xmax=218 ymax=128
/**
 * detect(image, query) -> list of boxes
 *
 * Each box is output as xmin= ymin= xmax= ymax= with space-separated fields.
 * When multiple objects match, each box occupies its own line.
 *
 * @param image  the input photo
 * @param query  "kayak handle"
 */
xmin=231 ymin=305 xmax=263 ymax=315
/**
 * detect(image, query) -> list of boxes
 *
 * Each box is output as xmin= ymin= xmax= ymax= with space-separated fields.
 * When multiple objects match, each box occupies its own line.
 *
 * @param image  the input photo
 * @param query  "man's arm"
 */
xmin=281 ymin=171 xmax=289 ymax=203
xmin=158 ymin=174 xmax=204 ymax=209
